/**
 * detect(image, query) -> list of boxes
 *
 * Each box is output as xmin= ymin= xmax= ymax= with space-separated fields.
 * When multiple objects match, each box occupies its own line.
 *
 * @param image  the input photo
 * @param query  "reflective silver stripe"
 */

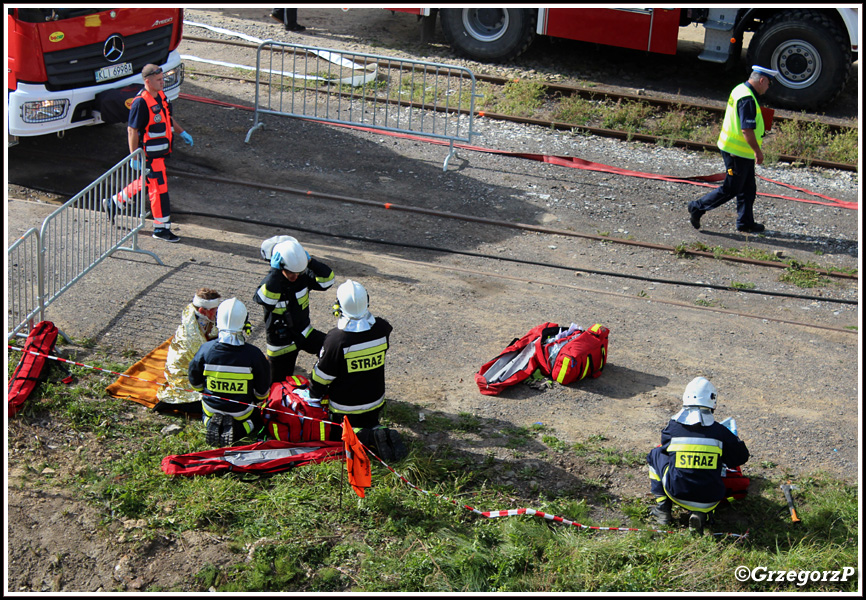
xmin=670 ymin=437 xmax=723 ymax=448
xmin=256 ymin=286 xmax=279 ymax=306
xmin=267 ymin=342 xmax=298 ymax=356
xmin=328 ymin=394 xmax=385 ymax=414
xmin=202 ymin=401 xmax=254 ymax=419
xmin=295 ymin=288 xmax=309 ymax=300
xmin=312 ymin=364 xmax=336 ymax=383
xmin=203 ymin=363 xmax=252 ymax=374
xmin=301 ymin=324 xmax=314 ymax=338
xmin=342 ymin=336 xmax=388 ymax=355
xmin=662 ymin=469 xmax=720 ymax=511
xmin=146 ymin=140 xmax=170 ymax=153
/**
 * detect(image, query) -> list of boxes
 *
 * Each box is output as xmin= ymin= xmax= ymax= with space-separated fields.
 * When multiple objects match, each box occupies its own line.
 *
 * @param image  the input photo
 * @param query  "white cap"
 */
xmin=751 ymin=65 xmax=779 ymax=79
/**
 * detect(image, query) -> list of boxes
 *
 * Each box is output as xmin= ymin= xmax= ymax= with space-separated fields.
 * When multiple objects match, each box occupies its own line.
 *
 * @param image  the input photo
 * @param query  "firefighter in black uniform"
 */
xmin=254 ymin=237 xmax=335 ymax=384
xmin=647 ymin=377 xmax=750 ymax=534
xmin=310 ymin=279 xmax=407 ymax=461
xmin=189 ymin=298 xmax=270 ymax=447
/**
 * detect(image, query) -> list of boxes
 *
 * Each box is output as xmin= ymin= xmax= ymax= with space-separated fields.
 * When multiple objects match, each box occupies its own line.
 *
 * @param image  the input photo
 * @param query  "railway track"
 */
xmin=183 ymin=34 xmax=857 ymax=172
xmin=10 ymin=146 xmax=858 ymax=314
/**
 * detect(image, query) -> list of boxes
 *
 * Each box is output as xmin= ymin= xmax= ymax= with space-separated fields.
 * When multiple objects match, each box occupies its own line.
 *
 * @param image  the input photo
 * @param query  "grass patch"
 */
xmin=8 ymin=367 xmax=860 ymax=592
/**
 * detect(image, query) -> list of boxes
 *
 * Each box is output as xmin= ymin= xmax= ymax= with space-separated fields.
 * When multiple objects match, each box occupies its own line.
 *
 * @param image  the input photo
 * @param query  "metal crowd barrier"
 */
xmin=7 ymin=149 xmax=161 ymax=340
xmin=245 ymin=40 xmax=480 ymax=171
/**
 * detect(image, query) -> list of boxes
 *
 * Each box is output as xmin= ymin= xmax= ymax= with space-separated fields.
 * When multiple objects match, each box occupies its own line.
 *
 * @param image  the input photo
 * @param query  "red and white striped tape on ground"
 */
xmin=8 ymin=346 xmax=747 ymax=538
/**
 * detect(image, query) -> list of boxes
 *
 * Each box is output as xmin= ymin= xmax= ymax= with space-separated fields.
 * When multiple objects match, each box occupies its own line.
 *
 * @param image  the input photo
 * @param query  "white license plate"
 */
xmin=95 ymin=62 xmax=133 ymax=83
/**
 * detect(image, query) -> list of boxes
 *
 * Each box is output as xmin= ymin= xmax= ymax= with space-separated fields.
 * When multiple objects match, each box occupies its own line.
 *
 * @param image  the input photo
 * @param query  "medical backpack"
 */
xmin=537 ymin=323 xmax=609 ymax=385
xmin=262 ymin=375 xmax=334 ymax=443
xmin=475 ymin=322 xmax=609 ymax=395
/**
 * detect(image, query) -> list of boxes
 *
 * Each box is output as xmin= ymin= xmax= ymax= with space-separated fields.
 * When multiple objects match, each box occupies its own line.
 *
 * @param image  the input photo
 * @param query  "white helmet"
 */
xmin=336 ymin=279 xmax=368 ymax=318
xmin=682 ymin=377 xmax=717 ymax=410
xmin=271 ymin=239 xmax=309 ymax=273
xmin=217 ymin=298 xmax=248 ymax=333
xmin=260 ymin=235 xmax=298 ymax=261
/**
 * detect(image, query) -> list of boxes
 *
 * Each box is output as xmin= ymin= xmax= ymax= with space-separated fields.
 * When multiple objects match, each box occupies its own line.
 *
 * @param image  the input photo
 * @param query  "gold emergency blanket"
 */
xmin=105 ymin=339 xmax=170 ymax=408
xmin=156 ymin=303 xmax=215 ymax=405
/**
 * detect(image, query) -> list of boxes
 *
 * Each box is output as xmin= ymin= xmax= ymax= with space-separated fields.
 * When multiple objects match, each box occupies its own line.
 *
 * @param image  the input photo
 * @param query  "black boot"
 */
xmin=373 ymin=428 xmax=408 ymax=462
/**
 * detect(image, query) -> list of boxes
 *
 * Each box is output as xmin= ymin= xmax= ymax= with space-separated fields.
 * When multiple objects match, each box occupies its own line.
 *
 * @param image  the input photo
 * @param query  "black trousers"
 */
xmin=689 ymin=150 xmax=757 ymax=228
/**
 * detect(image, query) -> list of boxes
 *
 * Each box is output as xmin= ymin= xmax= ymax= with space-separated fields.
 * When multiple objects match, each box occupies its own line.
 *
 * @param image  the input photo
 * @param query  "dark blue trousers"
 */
xmin=689 ymin=151 xmax=757 ymax=228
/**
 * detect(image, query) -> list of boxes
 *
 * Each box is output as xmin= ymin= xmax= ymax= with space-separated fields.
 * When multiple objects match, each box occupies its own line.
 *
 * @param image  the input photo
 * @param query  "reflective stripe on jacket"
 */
xmin=139 ymin=90 xmax=173 ymax=158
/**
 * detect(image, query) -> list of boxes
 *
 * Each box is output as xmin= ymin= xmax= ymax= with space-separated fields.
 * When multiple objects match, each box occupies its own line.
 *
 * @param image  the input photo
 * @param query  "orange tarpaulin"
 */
xmin=341 ymin=416 xmax=371 ymax=498
xmin=105 ymin=338 xmax=170 ymax=409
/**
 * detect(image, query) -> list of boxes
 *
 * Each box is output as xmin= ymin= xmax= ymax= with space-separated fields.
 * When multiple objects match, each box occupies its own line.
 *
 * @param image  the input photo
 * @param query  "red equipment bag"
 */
xmin=262 ymin=375 xmax=334 ymax=442
xmin=8 ymin=321 xmax=62 ymax=417
xmin=537 ymin=323 xmax=609 ymax=385
xmin=475 ymin=322 xmax=556 ymax=396
xmin=722 ymin=465 xmax=751 ymax=502
xmin=161 ymin=439 xmax=344 ymax=476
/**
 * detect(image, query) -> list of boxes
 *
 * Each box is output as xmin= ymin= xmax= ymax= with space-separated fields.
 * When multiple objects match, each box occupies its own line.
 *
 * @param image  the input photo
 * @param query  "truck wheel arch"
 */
xmin=440 ymin=8 xmax=537 ymax=63
xmin=747 ymin=9 xmax=852 ymax=110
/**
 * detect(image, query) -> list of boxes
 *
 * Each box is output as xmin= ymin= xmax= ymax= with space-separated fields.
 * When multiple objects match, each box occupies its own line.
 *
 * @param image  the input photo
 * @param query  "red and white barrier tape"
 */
xmin=8 ymin=345 xmax=748 ymax=538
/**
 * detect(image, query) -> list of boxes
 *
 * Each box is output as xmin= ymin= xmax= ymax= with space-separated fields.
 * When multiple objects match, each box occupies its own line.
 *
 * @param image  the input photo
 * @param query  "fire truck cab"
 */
xmin=7 ymin=7 xmax=185 ymax=145
xmin=391 ymin=8 xmax=859 ymax=110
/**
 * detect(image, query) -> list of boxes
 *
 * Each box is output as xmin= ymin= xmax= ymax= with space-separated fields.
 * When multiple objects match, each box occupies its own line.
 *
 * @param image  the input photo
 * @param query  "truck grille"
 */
xmin=42 ymin=25 xmax=174 ymax=91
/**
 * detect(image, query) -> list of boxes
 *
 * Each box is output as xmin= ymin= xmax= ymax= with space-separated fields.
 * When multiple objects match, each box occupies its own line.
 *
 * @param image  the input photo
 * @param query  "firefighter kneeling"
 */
xmin=189 ymin=298 xmax=270 ymax=447
xmin=647 ymin=377 xmax=750 ymax=534
xmin=309 ymin=279 xmax=408 ymax=462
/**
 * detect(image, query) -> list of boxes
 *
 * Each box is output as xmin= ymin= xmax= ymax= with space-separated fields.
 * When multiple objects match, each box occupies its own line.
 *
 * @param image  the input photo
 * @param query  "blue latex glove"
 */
xmin=131 ymin=158 xmax=141 ymax=170
xmin=270 ymin=251 xmax=283 ymax=269
xmin=180 ymin=130 xmax=194 ymax=147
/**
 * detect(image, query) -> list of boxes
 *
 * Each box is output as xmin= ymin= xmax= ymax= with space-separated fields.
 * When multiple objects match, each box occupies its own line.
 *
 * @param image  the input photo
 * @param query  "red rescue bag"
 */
xmin=537 ymin=323 xmax=609 ymax=385
xmin=722 ymin=465 xmax=750 ymax=502
xmin=8 ymin=321 xmax=62 ymax=417
xmin=161 ymin=439 xmax=344 ymax=476
xmin=262 ymin=375 xmax=333 ymax=442
xmin=474 ymin=322 xmax=557 ymax=396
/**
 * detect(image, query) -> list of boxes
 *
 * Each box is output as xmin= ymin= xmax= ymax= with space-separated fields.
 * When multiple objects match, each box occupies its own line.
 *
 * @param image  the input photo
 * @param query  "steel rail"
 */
xmin=170 ymin=169 xmax=857 ymax=282
xmin=9 ymin=146 xmax=857 ymax=283
xmin=180 ymin=62 xmax=856 ymax=171
xmin=183 ymin=35 xmax=855 ymax=134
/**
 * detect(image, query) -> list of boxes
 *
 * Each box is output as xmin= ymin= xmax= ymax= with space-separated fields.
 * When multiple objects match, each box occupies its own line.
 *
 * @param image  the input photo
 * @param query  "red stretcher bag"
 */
xmin=262 ymin=375 xmax=334 ymax=442
xmin=8 ymin=321 xmax=62 ymax=417
xmin=161 ymin=439 xmax=344 ymax=476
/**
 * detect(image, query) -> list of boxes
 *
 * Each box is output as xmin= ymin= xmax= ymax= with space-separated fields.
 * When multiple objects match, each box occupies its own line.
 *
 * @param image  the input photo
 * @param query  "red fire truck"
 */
xmin=388 ymin=8 xmax=859 ymax=110
xmin=7 ymin=7 xmax=185 ymax=145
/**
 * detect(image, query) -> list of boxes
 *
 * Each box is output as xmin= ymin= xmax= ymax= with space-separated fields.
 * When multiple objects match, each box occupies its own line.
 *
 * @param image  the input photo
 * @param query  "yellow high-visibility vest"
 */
xmin=717 ymin=83 xmax=764 ymax=159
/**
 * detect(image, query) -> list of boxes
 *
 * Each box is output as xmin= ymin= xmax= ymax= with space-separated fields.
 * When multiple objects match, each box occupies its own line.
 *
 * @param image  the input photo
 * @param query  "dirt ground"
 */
xmin=5 ymin=8 xmax=860 ymax=593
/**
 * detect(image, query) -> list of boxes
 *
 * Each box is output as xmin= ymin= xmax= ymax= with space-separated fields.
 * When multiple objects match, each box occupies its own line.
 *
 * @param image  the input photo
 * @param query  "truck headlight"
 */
xmin=163 ymin=63 xmax=184 ymax=90
xmin=22 ymin=99 xmax=70 ymax=123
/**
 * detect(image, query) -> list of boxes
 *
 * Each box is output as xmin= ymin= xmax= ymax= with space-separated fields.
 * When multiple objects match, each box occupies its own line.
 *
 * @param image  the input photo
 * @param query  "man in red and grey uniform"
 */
xmin=108 ymin=63 xmax=194 ymax=243
xmin=188 ymin=298 xmax=270 ymax=447
xmin=254 ymin=237 xmax=335 ymax=384
xmin=647 ymin=377 xmax=750 ymax=534
xmin=688 ymin=65 xmax=777 ymax=233
xmin=309 ymin=279 xmax=407 ymax=462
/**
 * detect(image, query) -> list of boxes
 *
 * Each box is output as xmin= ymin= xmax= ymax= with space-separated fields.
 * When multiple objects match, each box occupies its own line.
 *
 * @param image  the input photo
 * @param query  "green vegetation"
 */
xmin=673 ymin=241 xmax=856 ymax=289
xmin=7 ymin=362 xmax=859 ymax=593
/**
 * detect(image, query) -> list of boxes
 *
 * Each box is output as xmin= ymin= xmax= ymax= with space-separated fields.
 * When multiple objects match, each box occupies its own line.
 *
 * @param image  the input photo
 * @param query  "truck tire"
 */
xmin=747 ymin=9 xmax=851 ymax=110
xmin=440 ymin=8 xmax=536 ymax=63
